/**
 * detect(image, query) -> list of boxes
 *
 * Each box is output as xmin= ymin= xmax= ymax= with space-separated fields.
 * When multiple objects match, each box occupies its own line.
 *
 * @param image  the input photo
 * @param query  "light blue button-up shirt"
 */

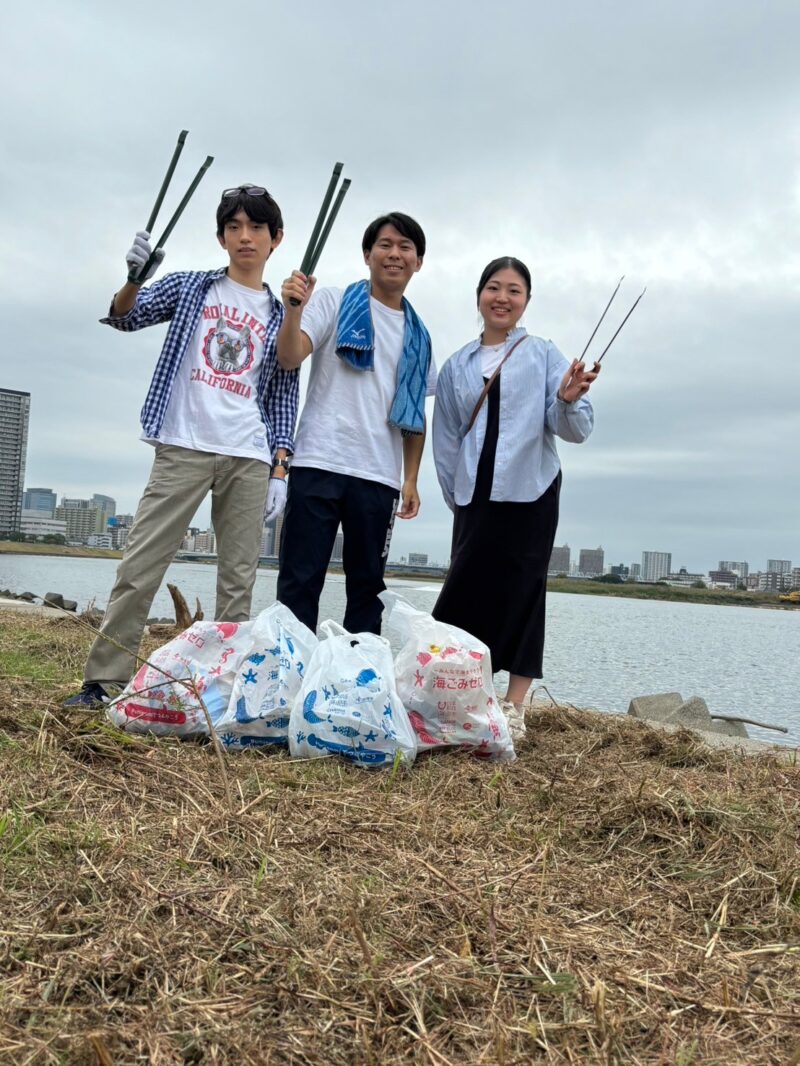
xmin=433 ymin=327 xmax=594 ymax=510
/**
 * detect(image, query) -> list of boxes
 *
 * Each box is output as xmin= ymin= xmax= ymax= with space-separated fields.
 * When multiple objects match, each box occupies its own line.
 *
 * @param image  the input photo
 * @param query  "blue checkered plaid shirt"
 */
xmin=101 ymin=268 xmax=298 ymax=454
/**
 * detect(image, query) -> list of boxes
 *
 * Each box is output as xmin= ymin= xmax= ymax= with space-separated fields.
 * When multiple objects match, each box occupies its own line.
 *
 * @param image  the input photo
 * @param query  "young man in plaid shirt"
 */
xmin=65 ymin=185 xmax=298 ymax=707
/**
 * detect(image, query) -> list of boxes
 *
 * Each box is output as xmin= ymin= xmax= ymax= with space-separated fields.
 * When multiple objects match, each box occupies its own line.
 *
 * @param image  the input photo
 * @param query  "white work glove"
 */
xmin=263 ymin=477 xmax=288 ymax=523
xmin=126 ymin=230 xmax=165 ymax=283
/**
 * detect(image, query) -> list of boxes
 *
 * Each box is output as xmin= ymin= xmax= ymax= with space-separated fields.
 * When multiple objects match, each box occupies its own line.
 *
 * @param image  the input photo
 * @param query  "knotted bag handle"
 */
xmin=466 ymin=336 xmax=526 ymax=433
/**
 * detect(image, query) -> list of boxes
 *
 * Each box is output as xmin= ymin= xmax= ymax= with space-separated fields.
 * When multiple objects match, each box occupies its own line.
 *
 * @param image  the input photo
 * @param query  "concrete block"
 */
xmin=628 ymin=692 xmax=683 ymax=722
xmin=671 ymin=696 xmax=712 ymax=730
xmin=44 ymin=592 xmax=64 ymax=608
xmin=708 ymin=717 xmax=749 ymax=738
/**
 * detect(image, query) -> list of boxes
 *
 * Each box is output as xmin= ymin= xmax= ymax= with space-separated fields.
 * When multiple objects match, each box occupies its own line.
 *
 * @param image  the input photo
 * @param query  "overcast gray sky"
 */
xmin=3 ymin=0 xmax=798 ymax=572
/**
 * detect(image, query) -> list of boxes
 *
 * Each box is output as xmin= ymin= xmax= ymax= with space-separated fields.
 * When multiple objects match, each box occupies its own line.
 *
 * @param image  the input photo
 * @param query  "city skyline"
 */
xmin=12 ymin=474 xmax=796 ymax=580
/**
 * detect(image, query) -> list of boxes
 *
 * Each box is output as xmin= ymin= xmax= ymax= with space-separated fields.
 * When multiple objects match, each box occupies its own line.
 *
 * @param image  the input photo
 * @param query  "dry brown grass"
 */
xmin=0 ymin=610 xmax=798 ymax=1065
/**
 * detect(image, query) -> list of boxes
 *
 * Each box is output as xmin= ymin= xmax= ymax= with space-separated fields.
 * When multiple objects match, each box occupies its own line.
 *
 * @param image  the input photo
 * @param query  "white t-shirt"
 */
xmin=145 ymin=275 xmax=273 ymax=463
xmin=291 ymin=287 xmax=437 ymax=491
xmin=480 ymin=342 xmax=507 ymax=377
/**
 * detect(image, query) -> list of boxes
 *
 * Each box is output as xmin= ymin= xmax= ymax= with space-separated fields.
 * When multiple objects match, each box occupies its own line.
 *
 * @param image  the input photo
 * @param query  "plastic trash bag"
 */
xmin=380 ymin=591 xmax=515 ymax=761
xmin=106 ymin=621 xmax=252 ymax=737
xmin=214 ymin=603 xmax=318 ymax=750
xmin=289 ymin=621 xmax=417 ymax=767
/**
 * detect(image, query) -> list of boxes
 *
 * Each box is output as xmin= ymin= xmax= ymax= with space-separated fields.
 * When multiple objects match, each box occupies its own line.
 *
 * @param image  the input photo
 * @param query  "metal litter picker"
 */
xmin=128 ymin=129 xmax=214 ymax=284
xmin=289 ymin=162 xmax=351 ymax=305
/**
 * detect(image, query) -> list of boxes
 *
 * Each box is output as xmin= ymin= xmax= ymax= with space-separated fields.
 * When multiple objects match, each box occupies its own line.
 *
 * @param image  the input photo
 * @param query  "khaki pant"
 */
xmin=85 ymin=444 xmax=270 ymax=685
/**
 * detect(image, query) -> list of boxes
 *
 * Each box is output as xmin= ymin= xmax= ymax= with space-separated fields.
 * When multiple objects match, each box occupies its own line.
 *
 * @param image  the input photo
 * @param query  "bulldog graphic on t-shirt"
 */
xmin=206 ymin=315 xmax=254 ymax=375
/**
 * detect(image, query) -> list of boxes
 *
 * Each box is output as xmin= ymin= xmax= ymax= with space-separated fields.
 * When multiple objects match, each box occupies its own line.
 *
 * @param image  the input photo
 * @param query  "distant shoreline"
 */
xmin=1 ymin=541 xmax=795 ymax=611
xmin=0 ymin=541 xmax=123 ymax=560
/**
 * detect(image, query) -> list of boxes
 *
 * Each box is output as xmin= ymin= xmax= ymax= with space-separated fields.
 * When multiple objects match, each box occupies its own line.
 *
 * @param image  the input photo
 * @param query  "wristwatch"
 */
xmin=272 ymin=458 xmax=291 ymax=472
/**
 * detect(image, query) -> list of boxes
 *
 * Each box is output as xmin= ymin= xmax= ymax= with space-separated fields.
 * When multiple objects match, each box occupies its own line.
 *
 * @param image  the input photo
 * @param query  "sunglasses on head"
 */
xmin=222 ymin=185 xmax=269 ymax=198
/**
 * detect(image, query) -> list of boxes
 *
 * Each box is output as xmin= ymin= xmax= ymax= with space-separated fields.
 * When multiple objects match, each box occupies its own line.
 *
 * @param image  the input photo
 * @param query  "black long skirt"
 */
xmin=433 ymin=375 xmax=561 ymax=678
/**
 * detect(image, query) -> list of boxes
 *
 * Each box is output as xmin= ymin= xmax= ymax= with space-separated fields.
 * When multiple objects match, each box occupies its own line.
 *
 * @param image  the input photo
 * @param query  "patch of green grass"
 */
xmin=0 ymin=647 xmax=65 ymax=683
xmin=675 ymin=1039 xmax=700 ymax=1066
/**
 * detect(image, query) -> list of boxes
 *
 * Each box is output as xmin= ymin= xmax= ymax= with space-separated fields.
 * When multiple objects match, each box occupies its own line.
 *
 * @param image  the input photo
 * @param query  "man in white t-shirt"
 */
xmin=65 ymin=186 xmax=299 ymax=708
xmin=276 ymin=212 xmax=436 ymax=634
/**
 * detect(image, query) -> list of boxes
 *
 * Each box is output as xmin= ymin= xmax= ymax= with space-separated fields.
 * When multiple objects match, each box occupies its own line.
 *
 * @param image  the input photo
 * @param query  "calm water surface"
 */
xmin=2 ymin=553 xmax=798 ymax=745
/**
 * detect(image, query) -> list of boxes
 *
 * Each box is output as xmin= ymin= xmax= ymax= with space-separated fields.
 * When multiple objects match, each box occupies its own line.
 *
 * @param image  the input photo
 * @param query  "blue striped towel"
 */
xmin=336 ymin=279 xmax=431 ymax=435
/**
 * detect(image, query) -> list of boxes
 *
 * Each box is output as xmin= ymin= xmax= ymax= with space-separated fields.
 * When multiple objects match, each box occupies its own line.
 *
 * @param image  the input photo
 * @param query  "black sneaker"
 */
xmin=62 ymin=682 xmax=117 ymax=709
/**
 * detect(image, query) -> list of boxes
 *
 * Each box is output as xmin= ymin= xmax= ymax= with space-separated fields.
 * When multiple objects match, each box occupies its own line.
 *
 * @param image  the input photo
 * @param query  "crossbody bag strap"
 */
xmin=466 ymin=336 xmax=526 ymax=433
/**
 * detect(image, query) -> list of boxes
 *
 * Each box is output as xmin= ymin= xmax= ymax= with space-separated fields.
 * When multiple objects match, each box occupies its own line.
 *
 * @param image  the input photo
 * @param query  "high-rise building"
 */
xmin=331 ymin=529 xmax=344 ymax=562
xmin=767 ymin=559 xmax=792 ymax=575
xmin=56 ymin=494 xmax=117 ymax=542
xmin=260 ymin=524 xmax=276 ymax=558
xmin=0 ymin=388 xmax=31 ymax=535
xmin=194 ymin=530 xmax=216 ymax=553
xmin=578 ymin=546 xmax=604 ymax=576
xmin=20 ymin=511 xmax=67 ymax=539
xmin=92 ymin=494 xmax=116 ymax=527
xmin=271 ymin=512 xmax=286 ymax=556
xmin=708 ymin=570 xmax=737 ymax=589
xmin=23 ymin=487 xmax=56 ymax=516
xmin=641 ymin=551 xmax=672 ymax=582
xmin=549 ymin=544 xmax=570 ymax=574
xmin=758 ymin=571 xmax=785 ymax=592
xmin=610 ymin=564 xmax=629 ymax=579
xmin=667 ymin=568 xmax=705 ymax=585
xmin=106 ymin=513 xmax=133 ymax=550
xmin=719 ymin=560 xmax=749 ymax=579
xmin=629 ymin=562 xmax=642 ymax=581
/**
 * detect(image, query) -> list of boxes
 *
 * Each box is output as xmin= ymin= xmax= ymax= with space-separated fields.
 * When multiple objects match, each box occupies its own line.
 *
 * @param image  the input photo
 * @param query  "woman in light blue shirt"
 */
xmin=432 ymin=257 xmax=600 ymax=741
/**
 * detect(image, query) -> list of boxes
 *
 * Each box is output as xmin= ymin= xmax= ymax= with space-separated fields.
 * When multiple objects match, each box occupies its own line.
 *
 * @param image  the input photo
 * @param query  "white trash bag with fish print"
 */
xmin=106 ymin=620 xmax=253 ymax=738
xmin=214 ymin=603 xmax=318 ymax=750
xmin=289 ymin=621 xmax=417 ymax=767
xmin=380 ymin=591 xmax=515 ymax=761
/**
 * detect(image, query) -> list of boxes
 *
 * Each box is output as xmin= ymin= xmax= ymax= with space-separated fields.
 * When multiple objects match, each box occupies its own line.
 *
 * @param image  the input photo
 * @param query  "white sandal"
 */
xmin=499 ymin=699 xmax=527 ymax=741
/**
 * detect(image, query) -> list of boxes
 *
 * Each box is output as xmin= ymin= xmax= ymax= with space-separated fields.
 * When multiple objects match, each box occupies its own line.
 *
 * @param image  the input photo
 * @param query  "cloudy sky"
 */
xmin=3 ymin=0 xmax=798 ymax=573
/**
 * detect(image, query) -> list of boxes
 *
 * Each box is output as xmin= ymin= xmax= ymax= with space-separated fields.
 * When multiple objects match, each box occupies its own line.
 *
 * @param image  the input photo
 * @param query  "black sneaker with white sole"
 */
xmin=62 ymin=682 xmax=119 ymax=709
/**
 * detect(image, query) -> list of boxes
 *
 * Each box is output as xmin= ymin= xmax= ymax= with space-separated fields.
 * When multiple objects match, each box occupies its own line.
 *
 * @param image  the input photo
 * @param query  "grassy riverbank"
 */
xmin=1 ymin=610 xmax=798 ymax=1063
xmin=0 ymin=541 xmax=122 ymax=560
xmin=546 ymin=577 xmax=791 ymax=609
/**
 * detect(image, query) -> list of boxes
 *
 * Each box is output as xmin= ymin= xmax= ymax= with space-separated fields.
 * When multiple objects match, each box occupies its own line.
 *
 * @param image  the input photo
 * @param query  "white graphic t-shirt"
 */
xmin=291 ymin=287 xmax=437 ymax=491
xmin=145 ymin=275 xmax=273 ymax=463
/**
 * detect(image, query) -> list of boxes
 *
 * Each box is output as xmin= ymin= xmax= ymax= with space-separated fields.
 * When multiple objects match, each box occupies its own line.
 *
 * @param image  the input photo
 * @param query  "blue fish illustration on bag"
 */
xmin=331 ymin=725 xmax=361 ymax=738
xmin=355 ymin=669 xmax=378 ymax=687
xmin=302 ymin=690 xmax=327 ymax=724
xmin=235 ymin=695 xmax=258 ymax=724
xmin=307 ymin=733 xmax=388 ymax=764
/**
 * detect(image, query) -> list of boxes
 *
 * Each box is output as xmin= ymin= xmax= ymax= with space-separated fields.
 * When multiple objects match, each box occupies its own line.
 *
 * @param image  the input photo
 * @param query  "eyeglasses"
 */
xmin=222 ymin=185 xmax=269 ymax=198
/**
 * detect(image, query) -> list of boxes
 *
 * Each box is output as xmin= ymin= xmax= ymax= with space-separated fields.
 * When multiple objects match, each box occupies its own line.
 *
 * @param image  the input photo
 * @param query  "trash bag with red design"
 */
xmin=106 ymin=620 xmax=253 ymax=738
xmin=380 ymin=591 xmax=515 ymax=761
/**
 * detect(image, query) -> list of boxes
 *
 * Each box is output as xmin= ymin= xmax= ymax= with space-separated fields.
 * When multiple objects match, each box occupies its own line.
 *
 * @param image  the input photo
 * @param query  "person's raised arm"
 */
xmin=544 ymin=342 xmax=597 ymax=443
xmin=110 ymin=231 xmax=166 ymax=316
xmin=277 ymin=270 xmax=316 ymax=369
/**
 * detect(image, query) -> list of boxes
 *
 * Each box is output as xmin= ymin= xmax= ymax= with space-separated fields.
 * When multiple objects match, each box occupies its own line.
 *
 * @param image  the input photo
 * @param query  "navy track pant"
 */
xmin=277 ymin=466 xmax=398 ymax=634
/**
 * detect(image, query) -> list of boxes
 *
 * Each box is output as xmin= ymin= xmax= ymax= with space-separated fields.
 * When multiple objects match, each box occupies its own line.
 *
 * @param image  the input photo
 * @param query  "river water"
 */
xmin=2 ymin=554 xmax=798 ymax=745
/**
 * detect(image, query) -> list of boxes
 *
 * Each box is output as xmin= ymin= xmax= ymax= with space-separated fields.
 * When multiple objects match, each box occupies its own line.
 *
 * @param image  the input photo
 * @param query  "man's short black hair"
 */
xmin=362 ymin=212 xmax=426 ymax=258
xmin=216 ymin=186 xmax=284 ymax=239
